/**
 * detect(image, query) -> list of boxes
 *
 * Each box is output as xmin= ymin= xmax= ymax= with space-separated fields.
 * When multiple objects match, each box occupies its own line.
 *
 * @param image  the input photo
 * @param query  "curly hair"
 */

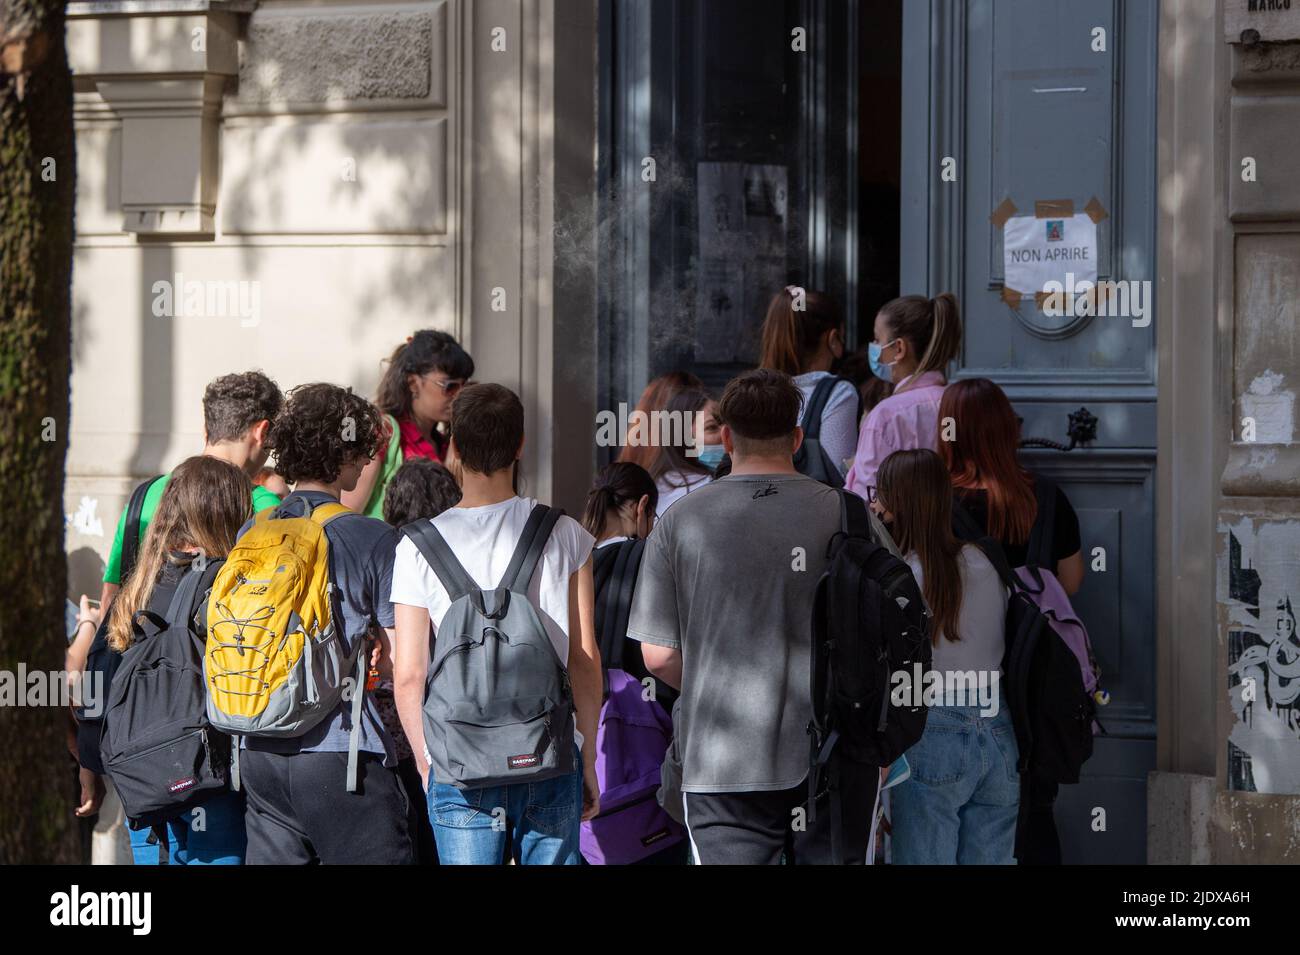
xmin=203 ymin=370 xmax=283 ymax=443
xmin=269 ymin=383 xmax=385 ymax=485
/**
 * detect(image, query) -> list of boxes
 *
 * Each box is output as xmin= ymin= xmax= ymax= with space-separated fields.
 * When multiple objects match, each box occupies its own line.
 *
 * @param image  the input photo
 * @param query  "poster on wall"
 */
xmin=695 ymin=162 xmax=788 ymax=363
xmin=1223 ymin=517 xmax=1300 ymax=793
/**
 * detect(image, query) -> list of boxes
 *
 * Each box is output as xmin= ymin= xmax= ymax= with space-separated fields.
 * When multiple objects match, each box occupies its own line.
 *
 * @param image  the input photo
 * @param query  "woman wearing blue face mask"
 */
xmin=845 ymin=293 xmax=962 ymax=508
xmin=758 ymin=286 xmax=860 ymax=486
xmin=647 ymin=387 xmax=717 ymax=517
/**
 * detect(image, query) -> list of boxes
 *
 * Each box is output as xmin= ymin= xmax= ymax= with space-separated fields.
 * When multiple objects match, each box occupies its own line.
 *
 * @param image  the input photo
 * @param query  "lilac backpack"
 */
xmin=581 ymin=668 xmax=685 ymax=864
xmin=956 ymin=476 xmax=1106 ymax=719
xmin=581 ymin=539 xmax=685 ymax=864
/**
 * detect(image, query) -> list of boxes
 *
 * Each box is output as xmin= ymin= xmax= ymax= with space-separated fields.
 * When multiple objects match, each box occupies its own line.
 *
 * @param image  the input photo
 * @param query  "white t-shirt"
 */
xmin=655 ymin=471 xmax=711 ymax=517
xmin=390 ymin=496 xmax=596 ymax=668
xmin=905 ymin=544 xmax=1009 ymax=676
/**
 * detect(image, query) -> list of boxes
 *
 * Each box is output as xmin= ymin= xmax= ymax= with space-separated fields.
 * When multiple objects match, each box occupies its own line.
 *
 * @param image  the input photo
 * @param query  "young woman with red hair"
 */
xmin=937 ymin=376 xmax=1086 ymax=866
xmin=937 ymin=378 xmax=1084 ymax=595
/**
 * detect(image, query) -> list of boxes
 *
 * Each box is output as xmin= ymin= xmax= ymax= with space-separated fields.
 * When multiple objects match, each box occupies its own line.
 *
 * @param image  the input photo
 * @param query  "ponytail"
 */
xmin=758 ymin=287 xmax=842 ymax=376
xmin=582 ymin=462 xmax=658 ymax=537
xmin=879 ymin=292 xmax=963 ymax=378
xmin=918 ymin=292 xmax=962 ymax=376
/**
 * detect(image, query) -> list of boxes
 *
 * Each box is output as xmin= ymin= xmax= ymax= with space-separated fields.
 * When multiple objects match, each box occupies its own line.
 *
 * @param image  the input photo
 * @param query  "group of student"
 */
xmin=67 ymin=288 xmax=1088 ymax=865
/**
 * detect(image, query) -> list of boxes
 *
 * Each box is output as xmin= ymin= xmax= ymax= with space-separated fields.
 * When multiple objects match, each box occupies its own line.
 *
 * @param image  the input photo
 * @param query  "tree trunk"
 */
xmin=0 ymin=0 xmax=78 ymax=864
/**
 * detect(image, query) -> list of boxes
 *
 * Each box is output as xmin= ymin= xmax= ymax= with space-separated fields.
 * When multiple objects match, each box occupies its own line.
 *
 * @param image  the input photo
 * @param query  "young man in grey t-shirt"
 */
xmin=628 ymin=368 xmax=890 ymax=864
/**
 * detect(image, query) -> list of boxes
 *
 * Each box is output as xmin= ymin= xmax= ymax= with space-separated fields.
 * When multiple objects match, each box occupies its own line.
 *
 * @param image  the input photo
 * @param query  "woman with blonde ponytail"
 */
xmin=758 ymin=286 xmax=859 ymax=483
xmin=845 ymin=292 xmax=962 ymax=507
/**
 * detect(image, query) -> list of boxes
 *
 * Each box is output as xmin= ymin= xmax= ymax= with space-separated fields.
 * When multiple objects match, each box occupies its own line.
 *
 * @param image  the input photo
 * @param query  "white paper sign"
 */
xmin=1003 ymin=213 xmax=1097 ymax=295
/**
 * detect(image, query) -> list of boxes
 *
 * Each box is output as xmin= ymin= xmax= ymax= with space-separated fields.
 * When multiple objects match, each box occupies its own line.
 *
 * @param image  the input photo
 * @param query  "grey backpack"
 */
xmin=401 ymin=505 xmax=576 ymax=789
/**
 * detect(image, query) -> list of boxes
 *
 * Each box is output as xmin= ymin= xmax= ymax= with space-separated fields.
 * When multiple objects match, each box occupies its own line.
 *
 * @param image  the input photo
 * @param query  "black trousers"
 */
xmin=684 ymin=759 xmax=879 ymax=865
xmin=242 ymin=750 xmax=415 ymax=865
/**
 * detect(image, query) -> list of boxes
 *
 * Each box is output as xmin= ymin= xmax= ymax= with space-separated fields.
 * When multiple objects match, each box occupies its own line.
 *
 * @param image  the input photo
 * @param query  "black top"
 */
xmin=954 ymin=482 xmax=1081 ymax=571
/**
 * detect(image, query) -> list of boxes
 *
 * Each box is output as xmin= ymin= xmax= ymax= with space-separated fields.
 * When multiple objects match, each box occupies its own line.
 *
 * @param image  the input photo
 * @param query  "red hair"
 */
xmin=938 ymin=378 xmax=1037 ymax=545
xmin=617 ymin=371 xmax=704 ymax=470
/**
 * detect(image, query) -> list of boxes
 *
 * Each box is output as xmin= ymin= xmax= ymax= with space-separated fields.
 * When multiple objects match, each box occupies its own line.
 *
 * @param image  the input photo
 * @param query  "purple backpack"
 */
xmin=955 ymin=476 xmax=1106 ymax=719
xmin=581 ymin=668 xmax=685 ymax=864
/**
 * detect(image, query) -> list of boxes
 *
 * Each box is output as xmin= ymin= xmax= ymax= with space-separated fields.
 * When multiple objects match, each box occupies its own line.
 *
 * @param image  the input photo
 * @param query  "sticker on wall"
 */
xmin=1222 ymin=517 xmax=1300 ymax=793
xmin=68 ymin=497 xmax=104 ymax=538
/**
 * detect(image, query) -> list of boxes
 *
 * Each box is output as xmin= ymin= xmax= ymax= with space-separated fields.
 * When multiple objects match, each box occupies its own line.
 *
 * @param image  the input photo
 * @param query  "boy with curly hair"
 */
xmin=238 ymin=382 xmax=415 ymax=864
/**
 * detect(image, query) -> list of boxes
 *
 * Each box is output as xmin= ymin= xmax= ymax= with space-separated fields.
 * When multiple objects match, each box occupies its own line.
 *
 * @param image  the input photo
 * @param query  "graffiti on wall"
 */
xmin=1224 ymin=519 xmax=1300 ymax=792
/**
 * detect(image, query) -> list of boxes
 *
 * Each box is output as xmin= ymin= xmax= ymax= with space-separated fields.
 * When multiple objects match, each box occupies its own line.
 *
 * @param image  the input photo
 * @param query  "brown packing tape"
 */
xmin=1001 ymin=286 xmax=1023 ymax=308
xmin=1034 ymin=199 xmax=1074 ymax=219
xmin=989 ymin=198 xmax=1018 ymax=228
xmin=1084 ymin=196 xmax=1109 ymax=224
xmin=1033 ymin=291 xmax=1051 ymax=309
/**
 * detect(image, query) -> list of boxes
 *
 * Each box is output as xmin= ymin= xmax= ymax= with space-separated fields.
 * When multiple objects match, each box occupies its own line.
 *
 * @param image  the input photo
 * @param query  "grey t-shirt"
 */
xmin=242 ymin=491 xmax=399 ymax=766
xmin=627 ymin=473 xmax=896 ymax=794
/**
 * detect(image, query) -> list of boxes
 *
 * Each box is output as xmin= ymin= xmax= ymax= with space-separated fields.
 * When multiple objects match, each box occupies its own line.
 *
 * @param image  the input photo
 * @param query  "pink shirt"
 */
xmin=845 ymin=370 xmax=947 ymax=502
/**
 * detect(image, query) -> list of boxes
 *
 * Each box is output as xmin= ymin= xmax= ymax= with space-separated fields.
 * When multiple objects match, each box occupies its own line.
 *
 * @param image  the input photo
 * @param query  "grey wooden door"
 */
xmin=901 ymin=0 xmax=1159 ymax=864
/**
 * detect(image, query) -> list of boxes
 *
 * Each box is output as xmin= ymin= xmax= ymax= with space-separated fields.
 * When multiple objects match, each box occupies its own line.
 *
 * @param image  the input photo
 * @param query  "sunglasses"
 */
xmin=425 ymin=375 xmax=465 ymax=396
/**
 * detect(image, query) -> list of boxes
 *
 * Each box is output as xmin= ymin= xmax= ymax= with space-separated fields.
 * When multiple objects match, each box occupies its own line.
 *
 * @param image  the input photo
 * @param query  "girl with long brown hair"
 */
xmin=876 ymin=448 xmax=1017 ymax=865
xmin=845 ymin=293 xmax=962 ymax=504
xmin=758 ymin=286 xmax=860 ymax=481
xmin=938 ymin=378 xmax=1084 ymax=595
xmin=107 ymin=455 xmax=253 ymax=865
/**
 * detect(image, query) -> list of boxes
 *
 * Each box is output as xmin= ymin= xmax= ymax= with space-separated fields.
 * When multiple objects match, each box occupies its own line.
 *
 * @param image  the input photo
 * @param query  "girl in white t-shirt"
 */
xmin=875 ymin=448 xmax=1015 ymax=866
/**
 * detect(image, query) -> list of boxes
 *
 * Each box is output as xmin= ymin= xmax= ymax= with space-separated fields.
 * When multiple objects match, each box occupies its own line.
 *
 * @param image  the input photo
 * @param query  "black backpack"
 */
xmin=793 ymin=376 xmax=859 ymax=488
xmin=808 ymin=490 xmax=930 ymax=861
xmin=961 ymin=536 xmax=1095 ymax=788
xmin=76 ymin=474 xmax=162 ymax=775
xmin=101 ymin=558 xmax=231 ymax=854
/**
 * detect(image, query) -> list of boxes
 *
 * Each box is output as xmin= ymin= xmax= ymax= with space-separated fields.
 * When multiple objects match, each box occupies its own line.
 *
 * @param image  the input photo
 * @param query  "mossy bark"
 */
xmin=0 ymin=0 xmax=78 ymax=864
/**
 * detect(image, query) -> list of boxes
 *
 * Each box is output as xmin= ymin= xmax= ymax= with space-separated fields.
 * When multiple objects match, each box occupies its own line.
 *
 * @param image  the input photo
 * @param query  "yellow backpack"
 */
xmin=205 ymin=499 xmax=368 ymax=790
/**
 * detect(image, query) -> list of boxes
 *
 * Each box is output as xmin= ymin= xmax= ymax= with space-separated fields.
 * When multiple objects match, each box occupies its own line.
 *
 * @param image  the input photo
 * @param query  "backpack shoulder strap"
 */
xmin=802 ymin=376 xmax=850 ymax=440
xmin=120 ymin=475 xmax=163 ymax=582
xmin=401 ymin=520 xmax=476 ymax=602
xmin=967 ymin=536 xmax=1019 ymax=594
xmin=500 ymin=505 xmax=563 ymax=594
xmin=608 ymin=538 xmax=645 ymax=673
xmin=838 ymin=488 xmax=873 ymax=541
xmin=597 ymin=540 xmax=632 ymax=673
xmin=1025 ymin=474 xmax=1057 ymax=572
xmin=309 ymin=501 xmax=352 ymax=528
xmin=951 ymin=493 xmax=986 ymax=543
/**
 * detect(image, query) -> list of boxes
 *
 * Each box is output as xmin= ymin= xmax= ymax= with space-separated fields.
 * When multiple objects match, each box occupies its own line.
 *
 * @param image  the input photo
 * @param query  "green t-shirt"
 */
xmin=361 ymin=413 xmax=405 ymax=520
xmin=102 ymin=472 xmax=281 ymax=584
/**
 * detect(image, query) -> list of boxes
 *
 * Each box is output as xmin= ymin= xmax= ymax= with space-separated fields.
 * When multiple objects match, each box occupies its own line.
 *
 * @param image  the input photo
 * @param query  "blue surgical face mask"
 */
xmin=868 ymin=339 xmax=898 ymax=382
xmin=697 ymin=444 xmax=726 ymax=470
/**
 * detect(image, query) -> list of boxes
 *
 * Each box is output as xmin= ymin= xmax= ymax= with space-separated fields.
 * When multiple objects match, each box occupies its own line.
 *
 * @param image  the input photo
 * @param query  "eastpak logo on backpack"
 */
xmin=402 ymin=504 xmax=576 ymax=790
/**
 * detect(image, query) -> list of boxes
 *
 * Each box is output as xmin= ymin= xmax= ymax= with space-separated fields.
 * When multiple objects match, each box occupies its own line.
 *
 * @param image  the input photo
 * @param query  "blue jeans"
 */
xmin=126 ymin=790 xmax=247 ymax=865
xmin=891 ymin=700 xmax=1020 ymax=865
xmin=429 ymin=765 xmax=583 ymax=866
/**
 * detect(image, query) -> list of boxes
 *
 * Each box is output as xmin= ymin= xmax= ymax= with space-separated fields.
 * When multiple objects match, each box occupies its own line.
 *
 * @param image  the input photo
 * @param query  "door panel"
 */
xmin=903 ymin=0 xmax=1158 ymax=864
